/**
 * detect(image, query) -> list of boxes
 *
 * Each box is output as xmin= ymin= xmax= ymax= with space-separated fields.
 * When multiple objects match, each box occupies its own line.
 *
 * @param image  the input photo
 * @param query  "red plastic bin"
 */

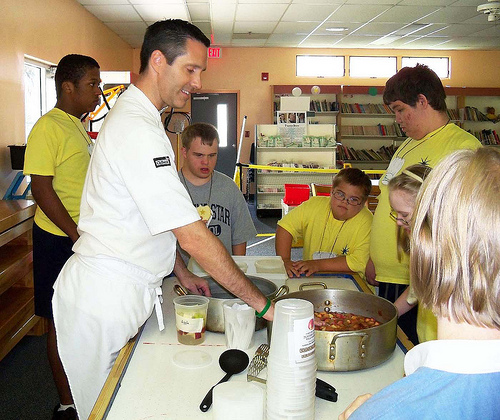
xmin=283 ymin=184 xmax=310 ymax=206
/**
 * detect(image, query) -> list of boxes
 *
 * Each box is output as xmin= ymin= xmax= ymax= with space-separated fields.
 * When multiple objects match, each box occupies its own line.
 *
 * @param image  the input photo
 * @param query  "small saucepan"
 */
xmin=174 ymin=275 xmax=288 ymax=333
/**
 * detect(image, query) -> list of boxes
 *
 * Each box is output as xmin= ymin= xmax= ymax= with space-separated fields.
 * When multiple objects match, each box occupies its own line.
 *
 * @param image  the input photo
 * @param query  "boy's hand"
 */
xmin=283 ymin=259 xmax=301 ymax=277
xmin=292 ymin=259 xmax=320 ymax=277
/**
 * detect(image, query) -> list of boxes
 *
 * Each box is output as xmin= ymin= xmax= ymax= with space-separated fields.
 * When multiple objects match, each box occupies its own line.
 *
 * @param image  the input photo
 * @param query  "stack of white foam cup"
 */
xmin=266 ymin=298 xmax=316 ymax=420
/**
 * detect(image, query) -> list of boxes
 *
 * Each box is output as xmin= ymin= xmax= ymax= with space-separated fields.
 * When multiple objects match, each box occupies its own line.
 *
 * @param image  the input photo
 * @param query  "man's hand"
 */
xmin=365 ymin=259 xmax=379 ymax=286
xmin=292 ymin=260 xmax=320 ymax=277
xmin=174 ymin=221 xmax=270 ymax=319
xmin=173 ymin=250 xmax=211 ymax=296
xmin=179 ymin=271 xmax=211 ymax=297
xmin=338 ymin=393 xmax=372 ymax=420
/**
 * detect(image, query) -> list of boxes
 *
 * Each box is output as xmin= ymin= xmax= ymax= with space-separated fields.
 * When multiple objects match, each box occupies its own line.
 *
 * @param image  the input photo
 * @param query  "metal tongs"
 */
xmin=247 ymin=343 xmax=338 ymax=402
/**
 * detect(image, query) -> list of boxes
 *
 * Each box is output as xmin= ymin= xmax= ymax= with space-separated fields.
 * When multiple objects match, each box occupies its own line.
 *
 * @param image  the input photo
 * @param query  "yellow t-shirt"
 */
xmin=24 ymin=108 xmax=91 ymax=236
xmin=407 ymin=286 xmax=437 ymax=342
xmin=417 ymin=306 xmax=438 ymax=343
xmin=277 ymin=196 xmax=373 ymax=277
xmin=370 ymin=123 xmax=482 ymax=286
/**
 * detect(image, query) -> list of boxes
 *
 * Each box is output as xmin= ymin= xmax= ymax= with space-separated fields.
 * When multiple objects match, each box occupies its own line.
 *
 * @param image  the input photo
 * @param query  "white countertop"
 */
xmin=104 ymin=260 xmax=406 ymax=420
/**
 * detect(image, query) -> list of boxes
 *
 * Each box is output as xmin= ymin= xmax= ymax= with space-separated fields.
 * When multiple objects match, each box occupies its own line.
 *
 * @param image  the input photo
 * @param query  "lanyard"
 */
xmin=180 ymin=169 xmax=213 ymax=206
xmin=318 ymin=209 xmax=346 ymax=254
xmin=63 ymin=110 xmax=93 ymax=155
xmin=394 ymin=119 xmax=450 ymax=160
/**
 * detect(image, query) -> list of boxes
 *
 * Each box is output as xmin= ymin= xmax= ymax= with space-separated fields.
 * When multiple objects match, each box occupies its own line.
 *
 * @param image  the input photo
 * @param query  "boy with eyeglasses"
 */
xmin=275 ymin=168 xmax=373 ymax=278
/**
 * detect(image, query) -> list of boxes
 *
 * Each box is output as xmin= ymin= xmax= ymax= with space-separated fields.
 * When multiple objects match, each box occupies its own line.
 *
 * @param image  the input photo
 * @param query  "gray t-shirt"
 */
xmin=178 ymin=170 xmax=257 ymax=258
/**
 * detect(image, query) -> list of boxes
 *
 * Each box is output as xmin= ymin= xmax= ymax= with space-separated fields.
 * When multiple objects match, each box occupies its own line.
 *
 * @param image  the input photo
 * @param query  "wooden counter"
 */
xmin=0 ymin=199 xmax=40 ymax=361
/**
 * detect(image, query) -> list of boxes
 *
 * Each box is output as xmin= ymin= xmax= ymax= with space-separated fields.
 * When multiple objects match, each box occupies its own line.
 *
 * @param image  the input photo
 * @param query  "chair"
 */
xmin=310 ymin=183 xmax=331 ymax=196
xmin=366 ymin=185 xmax=380 ymax=214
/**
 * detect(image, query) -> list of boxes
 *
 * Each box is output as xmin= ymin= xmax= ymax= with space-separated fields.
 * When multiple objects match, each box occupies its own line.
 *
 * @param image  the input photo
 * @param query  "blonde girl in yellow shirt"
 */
xmin=388 ymin=164 xmax=437 ymax=343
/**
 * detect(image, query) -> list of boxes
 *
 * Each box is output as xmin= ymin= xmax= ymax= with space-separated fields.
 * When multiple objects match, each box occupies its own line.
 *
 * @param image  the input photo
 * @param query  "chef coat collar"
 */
xmin=404 ymin=339 xmax=500 ymax=375
xmin=128 ymin=84 xmax=163 ymax=124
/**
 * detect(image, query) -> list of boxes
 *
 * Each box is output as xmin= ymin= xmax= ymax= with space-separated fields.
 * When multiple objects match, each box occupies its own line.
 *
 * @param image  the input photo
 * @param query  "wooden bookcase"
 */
xmin=272 ymin=85 xmax=403 ymax=169
xmin=445 ymin=87 xmax=500 ymax=146
xmin=339 ymin=85 xmax=404 ymax=168
xmin=272 ymin=85 xmax=500 ymax=169
xmin=0 ymin=199 xmax=41 ymax=361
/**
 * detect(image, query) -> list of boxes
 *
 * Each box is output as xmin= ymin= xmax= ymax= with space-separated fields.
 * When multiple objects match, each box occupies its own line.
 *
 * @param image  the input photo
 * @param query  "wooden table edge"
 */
xmin=89 ymin=331 xmax=141 ymax=420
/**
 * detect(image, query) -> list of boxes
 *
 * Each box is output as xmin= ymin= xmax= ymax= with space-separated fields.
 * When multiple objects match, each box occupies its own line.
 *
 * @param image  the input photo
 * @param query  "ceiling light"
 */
xmin=395 ymin=23 xmax=431 ymax=36
xmin=370 ymin=36 xmax=402 ymax=46
xmin=325 ymin=27 xmax=348 ymax=32
xmin=477 ymin=0 xmax=500 ymax=22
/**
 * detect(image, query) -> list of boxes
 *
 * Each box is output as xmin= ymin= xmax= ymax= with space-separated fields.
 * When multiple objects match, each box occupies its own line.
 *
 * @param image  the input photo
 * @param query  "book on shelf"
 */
xmin=310 ymin=100 xmax=339 ymax=112
xmin=447 ymin=108 xmax=460 ymax=120
xmin=341 ymin=103 xmax=394 ymax=114
xmin=342 ymin=124 xmax=405 ymax=137
xmin=461 ymin=106 xmax=489 ymax=122
xmin=470 ymin=129 xmax=500 ymax=145
xmin=337 ymin=144 xmax=397 ymax=162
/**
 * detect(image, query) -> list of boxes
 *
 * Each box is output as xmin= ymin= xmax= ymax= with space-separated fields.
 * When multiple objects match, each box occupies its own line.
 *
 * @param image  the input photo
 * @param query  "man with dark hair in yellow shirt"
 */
xmin=23 ymin=54 xmax=101 ymax=420
xmin=366 ymin=64 xmax=481 ymax=345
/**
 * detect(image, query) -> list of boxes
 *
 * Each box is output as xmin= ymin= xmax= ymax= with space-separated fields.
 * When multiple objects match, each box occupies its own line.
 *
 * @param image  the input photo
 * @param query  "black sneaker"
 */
xmin=52 ymin=404 xmax=77 ymax=420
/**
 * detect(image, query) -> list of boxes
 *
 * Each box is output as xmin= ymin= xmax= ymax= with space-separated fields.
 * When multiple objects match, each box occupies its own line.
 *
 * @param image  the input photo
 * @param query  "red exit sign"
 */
xmin=208 ymin=47 xmax=221 ymax=59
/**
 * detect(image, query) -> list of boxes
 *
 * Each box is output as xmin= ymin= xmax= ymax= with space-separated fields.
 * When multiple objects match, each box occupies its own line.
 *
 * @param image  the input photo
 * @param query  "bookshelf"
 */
xmin=338 ymin=86 xmax=405 ymax=168
xmin=272 ymin=85 xmax=341 ymax=126
xmin=271 ymin=85 xmax=500 ymax=171
xmin=255 ymin=123 xmax=336 ymax=216
xmin=445 ymin=87 xmax=500 ymax=146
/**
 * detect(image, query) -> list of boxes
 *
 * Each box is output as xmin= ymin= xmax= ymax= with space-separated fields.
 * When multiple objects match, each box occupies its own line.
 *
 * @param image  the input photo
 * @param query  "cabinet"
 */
xmin=0 ymin=199 xmax=40 ymax=361
xmin=255 ymin=123 xmax=336 ymax=216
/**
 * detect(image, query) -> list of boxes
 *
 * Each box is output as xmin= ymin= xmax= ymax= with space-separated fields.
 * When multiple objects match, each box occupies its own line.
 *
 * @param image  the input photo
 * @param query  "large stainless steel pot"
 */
xmin=268 ymin=283 xmax=397 ymax=371
xmin=174 ymin=276 xmax=288 ymax=333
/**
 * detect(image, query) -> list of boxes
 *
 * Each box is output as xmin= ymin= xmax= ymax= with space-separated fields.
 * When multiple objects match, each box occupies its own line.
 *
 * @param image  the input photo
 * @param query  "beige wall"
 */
xmin=0 ymin=0 xmax=133 ymax=194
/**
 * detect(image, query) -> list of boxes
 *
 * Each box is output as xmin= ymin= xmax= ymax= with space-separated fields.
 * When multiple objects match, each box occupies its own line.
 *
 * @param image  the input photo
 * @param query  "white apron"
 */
xmin=52 ymin=254 xmax=164 ymax=420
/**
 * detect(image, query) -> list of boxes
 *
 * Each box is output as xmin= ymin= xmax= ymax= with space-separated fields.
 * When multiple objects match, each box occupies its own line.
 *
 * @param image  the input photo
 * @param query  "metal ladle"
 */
xmin=199 ymin=349 xmax=250 ymax=412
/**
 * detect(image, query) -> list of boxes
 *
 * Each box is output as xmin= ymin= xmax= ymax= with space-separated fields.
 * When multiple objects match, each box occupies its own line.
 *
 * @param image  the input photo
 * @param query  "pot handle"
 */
xmin=271 ymin=284 xmax=289 ymax=300
xmin=329 ymin=332 xmax=368 ymax=361
xmin=299 ymin=282 xmax=327 ymax=291
xmin=174 ymin=284 xmax=188 ymax=296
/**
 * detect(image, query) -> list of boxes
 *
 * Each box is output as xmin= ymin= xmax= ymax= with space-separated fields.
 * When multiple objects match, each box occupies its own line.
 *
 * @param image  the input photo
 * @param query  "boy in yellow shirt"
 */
xmin=23 ymin=54 xmax=101 ymax=420
xmin=276 ymin=168 xmax=373 ymax=278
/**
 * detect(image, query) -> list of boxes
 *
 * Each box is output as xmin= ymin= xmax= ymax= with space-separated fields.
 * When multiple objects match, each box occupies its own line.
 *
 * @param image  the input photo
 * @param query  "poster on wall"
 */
xmin=277 ymin=111 xmax=307 ymax=146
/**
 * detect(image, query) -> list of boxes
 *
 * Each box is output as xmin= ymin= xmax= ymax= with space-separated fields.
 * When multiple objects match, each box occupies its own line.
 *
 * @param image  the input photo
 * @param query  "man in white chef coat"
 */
xmin=52 ymin=19 xmax=273 ymax=420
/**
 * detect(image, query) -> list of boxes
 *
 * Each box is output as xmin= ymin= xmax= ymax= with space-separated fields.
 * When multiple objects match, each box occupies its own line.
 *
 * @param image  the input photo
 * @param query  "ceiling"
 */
xmin=77 ymin=0 xmax=500 ymax=50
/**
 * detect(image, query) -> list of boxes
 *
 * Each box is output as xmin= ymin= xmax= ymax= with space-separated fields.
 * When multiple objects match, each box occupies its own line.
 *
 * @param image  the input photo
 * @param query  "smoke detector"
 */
xmin=477 ymin=0 xmax=500 ymax=22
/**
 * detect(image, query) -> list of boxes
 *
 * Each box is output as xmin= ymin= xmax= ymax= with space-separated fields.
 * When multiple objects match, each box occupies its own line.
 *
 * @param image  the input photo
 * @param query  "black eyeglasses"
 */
xmin=389 ymin=210 xmax=410 ymax=226
xmin=332 ymin=190 xmax=362 ymax=206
